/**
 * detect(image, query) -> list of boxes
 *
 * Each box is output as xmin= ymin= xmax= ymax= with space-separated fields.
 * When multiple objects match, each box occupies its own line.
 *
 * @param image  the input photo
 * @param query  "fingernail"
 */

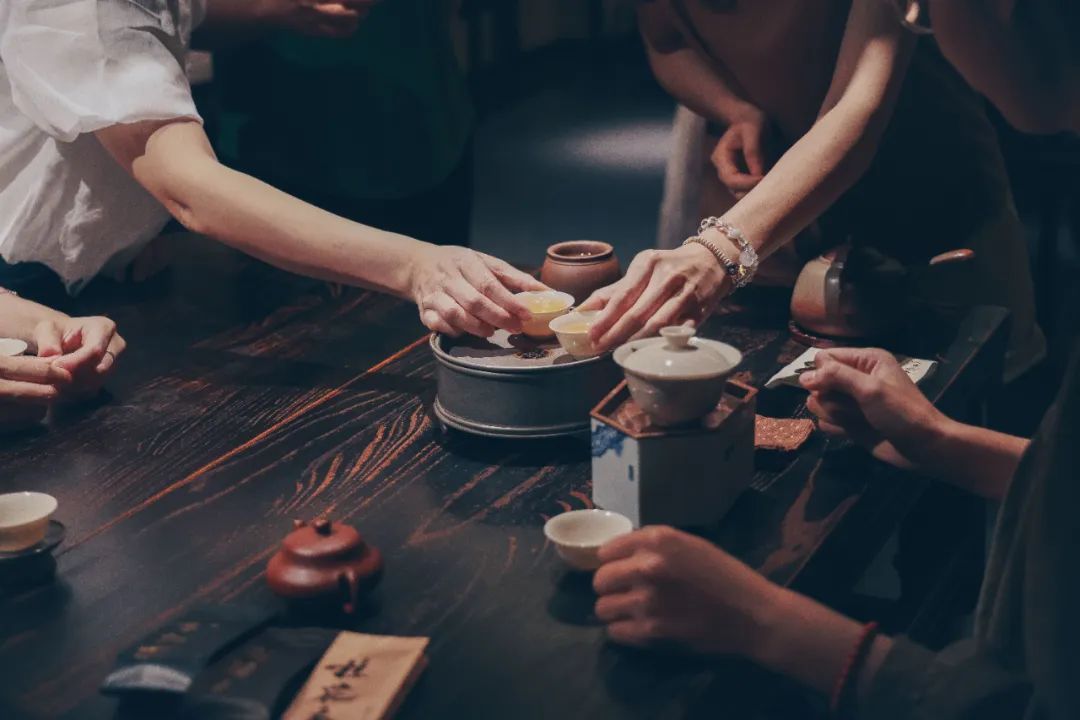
xmin=799 ymin=371 xmax=817 ymax=385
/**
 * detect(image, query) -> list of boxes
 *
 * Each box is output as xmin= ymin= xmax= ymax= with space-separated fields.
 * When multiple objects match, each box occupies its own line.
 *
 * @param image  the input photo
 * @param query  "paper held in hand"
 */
xmin=765 ymin=347 xmax=937 ymax=391
xmin=283 ymin=632 xmax=429 ymax=720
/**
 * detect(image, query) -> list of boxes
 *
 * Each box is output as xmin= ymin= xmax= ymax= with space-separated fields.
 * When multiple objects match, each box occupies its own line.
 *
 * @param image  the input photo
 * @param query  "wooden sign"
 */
xmin=283 ymin=632 xmax=429 ymax=720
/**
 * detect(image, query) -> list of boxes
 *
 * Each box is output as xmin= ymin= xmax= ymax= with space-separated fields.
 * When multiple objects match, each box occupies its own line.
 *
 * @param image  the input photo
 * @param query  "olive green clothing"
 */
xmin=212 ymin=0 xmax=473 ymax=200
xmin=824 ymin=39 xmax=1044 ymax=380
xmin=861 ymin=335 xmax=1080 ymax=720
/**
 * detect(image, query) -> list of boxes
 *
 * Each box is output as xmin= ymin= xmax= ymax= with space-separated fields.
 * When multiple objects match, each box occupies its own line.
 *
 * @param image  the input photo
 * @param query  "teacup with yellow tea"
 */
xmin=549 ymin=310 xmax=602 ymax=358
xmin=515 ymin=290 xmax=574 ymax=338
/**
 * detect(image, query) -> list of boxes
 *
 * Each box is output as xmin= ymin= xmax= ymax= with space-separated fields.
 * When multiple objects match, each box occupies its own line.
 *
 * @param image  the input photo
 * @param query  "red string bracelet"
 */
xmin=829 ymin=621 xmax=880 ymax=718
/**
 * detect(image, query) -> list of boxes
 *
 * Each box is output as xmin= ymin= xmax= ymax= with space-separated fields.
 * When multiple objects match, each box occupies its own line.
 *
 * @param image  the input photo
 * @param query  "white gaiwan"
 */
xmin=613 ymin=326 xmax=742 ymax=427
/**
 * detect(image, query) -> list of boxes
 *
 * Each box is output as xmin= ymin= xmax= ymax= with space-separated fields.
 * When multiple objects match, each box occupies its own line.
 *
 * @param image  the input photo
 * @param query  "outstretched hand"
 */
xmin=410 ymin=246 xmax=549 ymax=338
xmin=579 ymin=245 xmax=729 ymax=353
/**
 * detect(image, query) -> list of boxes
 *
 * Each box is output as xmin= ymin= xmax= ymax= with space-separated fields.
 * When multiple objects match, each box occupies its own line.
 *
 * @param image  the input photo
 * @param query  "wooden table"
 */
xmin=0 ymin=238 xmax=1008 ymax=719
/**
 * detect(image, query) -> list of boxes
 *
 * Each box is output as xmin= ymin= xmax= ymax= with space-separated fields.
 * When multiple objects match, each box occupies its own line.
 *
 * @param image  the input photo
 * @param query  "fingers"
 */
xmin=0 ymin=356 xmax=72 ymax=385
xmin=446 ymin=277 xmax=520 ymax=334
xmin=54 ymin=319 xmax=116 ymax=373
xmin=593 ymin=556 xmax=646 ymax=596
xmin=799 ymin=353 xmax=876 ymax=401
xmin=423 ymin=293 xmax=495 ymax=338
xmin=0 ymin=379 xmax=60 ymax=405
xmin=33 ymin=321 xmax=63 ymax=358
xmin=594 ymin=588 xmax=655 ymax=624
xmin=633 ymin=285 xmax=698 ymax=340
xmin=597 ymin=531 xmax=644 ymax=564
xmin=97 ymin=334 xmax=127 ymax=374
xmin=577 ymin=286 xmax=613 ymax=313
xmin=714 ymin=134 xmax=760 ymax=194
xmin=421 ymin=309 xmax=457 ymax=337
xmin=604 ymin=620 xmax=655 ymax=648
xmin=461 ymin=259 xmax=532 ymax=326
xmin=817 ymin=347 xmax=897 ymax=374
xmin=587 ymin=252 xmax=657 ymax=346
xmin=740 ymin=124 xmax=766 ymax=177
xmin=594 ymin=271 xmax=683 ymax=350
xmin=482 ymin=256 xmax=549 ymax=293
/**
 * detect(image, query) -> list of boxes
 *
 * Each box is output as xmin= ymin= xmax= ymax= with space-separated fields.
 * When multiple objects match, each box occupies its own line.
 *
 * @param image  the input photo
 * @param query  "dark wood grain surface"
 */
xmin=0 ymin=237 xmax=1008 ymax=720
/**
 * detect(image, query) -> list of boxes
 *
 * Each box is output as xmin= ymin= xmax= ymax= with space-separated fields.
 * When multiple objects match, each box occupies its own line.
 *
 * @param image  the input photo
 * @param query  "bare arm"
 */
xmin=97 ymin=120 xmax=422 ymax=296
xmin=711 ymin=0 xmax=914 ymax=259
xmin=637 ymin=1 xmax=761 ymax=125
xmin=94 ymin=120 xmax=543 ymax=337
xmin=917 ymin=418 xmax=1028 ymax=501
xmin=0 ymin=294 xmax=67 ymax=344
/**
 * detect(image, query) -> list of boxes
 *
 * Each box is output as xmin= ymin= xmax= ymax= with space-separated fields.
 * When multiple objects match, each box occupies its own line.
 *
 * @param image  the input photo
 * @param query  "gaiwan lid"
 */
xmin=615 ymin=326 xmax=741 ymax=380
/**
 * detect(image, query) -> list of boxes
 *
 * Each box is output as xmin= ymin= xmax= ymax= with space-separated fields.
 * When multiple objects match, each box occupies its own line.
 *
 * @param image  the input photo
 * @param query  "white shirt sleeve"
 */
xmin=0 ymin=0 xmax=202 ymax=143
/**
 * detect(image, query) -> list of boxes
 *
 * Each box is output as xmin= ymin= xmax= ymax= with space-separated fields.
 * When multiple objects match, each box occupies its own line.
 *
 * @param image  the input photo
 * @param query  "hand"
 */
xmin=593 ymin=526 xmax=784 ymax=656
xmin=580 ymin=245 xmax=730 ymax=353
xmin=799 ymin=348 xmax=948 ymax=470
xmin=33 ymin=316 xmax=126 ymax=399
xmin=711 ymin=112 xmax=770 ymax=199
xmin=410 ymin=246 xmax=549 ymax=338
xmin=257 ymin=0 xmax=377 ymax=38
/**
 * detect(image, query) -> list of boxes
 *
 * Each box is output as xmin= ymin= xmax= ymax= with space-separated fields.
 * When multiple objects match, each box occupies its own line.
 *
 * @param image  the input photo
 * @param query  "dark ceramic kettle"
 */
xmin=266 ymin=518 xmax=383 ymax=614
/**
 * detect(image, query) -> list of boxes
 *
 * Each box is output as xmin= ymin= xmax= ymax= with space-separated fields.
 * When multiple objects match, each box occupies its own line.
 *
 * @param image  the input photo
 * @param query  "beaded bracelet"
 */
xmin=829 ymin=622 xmax=880 ymax=718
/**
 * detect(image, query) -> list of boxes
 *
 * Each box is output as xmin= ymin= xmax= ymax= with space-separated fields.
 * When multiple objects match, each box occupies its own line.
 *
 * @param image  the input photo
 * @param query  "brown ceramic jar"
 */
xmin=540 ymin=241 xmax=621 ymax=302
xmin=266 ymin=518 xmax=383 ymax=615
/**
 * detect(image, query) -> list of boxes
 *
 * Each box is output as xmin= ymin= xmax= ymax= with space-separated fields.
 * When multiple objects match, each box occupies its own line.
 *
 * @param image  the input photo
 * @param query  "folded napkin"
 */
xmin=765 ymin=347 xmax=937 ymax=391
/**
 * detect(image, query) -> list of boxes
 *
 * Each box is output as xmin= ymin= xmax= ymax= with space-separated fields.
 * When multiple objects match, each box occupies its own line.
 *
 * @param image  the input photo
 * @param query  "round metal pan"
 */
xmin=430 ymin=332 xmax=621 ymax=439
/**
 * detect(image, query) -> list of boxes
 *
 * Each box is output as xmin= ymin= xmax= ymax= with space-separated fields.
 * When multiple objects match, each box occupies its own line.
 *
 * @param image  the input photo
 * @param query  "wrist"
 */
xmin=726 ymin=104 xmax=764 ymax=126
xmin=906 ymin=408 xmax=958 ymax=471
xmin=744 ymin=585 xmax=800 ymax=669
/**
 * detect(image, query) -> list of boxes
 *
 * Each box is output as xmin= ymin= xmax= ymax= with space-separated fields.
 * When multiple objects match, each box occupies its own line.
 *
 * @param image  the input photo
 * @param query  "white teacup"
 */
xmin=0 ymin=492 xmax=58 ymax=552
xmin=544 ymin=509 xmax=633 ymax=572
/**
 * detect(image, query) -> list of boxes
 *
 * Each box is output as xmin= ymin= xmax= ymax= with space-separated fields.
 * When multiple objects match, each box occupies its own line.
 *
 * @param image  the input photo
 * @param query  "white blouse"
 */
xmin=0 ymin=0 xmax=206 ymax=291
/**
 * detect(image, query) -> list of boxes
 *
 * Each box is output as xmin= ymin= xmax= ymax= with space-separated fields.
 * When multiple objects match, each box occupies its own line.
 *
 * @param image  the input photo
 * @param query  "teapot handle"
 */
xmin=928 ymin=249 xmax=975 ymax=266
xmin=340 ymin=568 xmax=361 ymax=615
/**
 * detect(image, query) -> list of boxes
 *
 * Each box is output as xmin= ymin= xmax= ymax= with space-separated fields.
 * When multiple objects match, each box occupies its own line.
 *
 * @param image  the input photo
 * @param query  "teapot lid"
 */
xmin=615 ymin=327 xmax=740 ymax=380
xmin=281 ymin=519 xmax=367 ymax=562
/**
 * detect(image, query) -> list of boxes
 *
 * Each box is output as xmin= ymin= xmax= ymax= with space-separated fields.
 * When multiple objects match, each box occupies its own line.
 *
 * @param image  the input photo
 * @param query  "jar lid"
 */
xmin=281 ymin=519 xmax=367 ymax=562
xmin=615 ymin=327 xmax=740 ymax=380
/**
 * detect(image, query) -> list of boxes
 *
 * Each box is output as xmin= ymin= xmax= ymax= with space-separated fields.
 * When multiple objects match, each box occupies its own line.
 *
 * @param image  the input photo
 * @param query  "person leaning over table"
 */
xmin=592 ymin=5 xmax=1080 ymax=718
xmin=0 ymin=0 xmax=545 ymax=340
xmin=582 ymin=0 xmax=1044 ymax=382
xmin=0 ymin=288 xmax=126 ymax=429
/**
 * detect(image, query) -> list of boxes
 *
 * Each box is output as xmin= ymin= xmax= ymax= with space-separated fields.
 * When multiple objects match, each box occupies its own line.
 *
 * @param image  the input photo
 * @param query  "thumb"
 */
xmin=33 ymin=321 xmax=63 ymax=358
xmin=799 ymin=352 xmax=875 ymax=401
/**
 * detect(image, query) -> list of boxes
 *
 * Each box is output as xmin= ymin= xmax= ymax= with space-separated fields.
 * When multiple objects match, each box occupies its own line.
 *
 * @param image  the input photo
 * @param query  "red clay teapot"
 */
xmin=266 ymin=518 xmax=383 ymax=615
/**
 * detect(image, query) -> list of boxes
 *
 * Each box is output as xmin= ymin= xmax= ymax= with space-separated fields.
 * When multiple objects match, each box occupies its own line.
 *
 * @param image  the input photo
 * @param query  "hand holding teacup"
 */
xmin=410 ymin=246 xmax=549 ymax=338
xmin=579 ymin=245 xmax=731 ymax=353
